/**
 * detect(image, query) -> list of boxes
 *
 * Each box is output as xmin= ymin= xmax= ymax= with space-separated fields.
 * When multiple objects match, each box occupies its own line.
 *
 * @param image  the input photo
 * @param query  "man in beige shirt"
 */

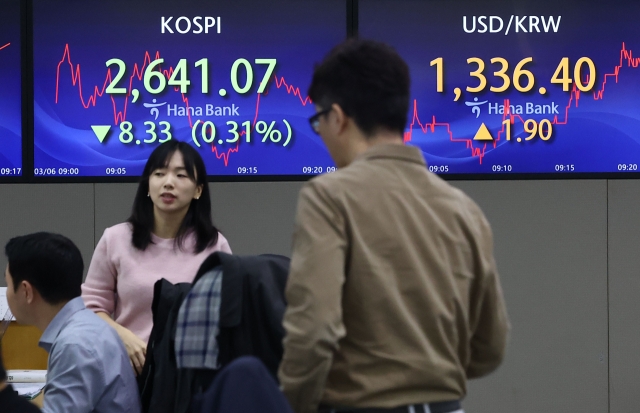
xmin=278 ymin=39 xmax=509 ymax=413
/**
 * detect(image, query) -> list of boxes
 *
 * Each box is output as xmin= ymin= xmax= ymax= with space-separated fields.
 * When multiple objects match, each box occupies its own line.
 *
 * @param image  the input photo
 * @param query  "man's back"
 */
xmin=281 ymin=144 xmax=508 ymax=409
xmin=40 ymin=297 xmax=140 ymax=413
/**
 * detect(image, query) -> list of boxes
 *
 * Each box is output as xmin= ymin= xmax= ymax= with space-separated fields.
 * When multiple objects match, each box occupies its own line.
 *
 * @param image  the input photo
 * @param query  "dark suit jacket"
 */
xmin=193 ymin=252 xmax=290 ymax=380
xmin=138 ymin=253 xmax=290 ymax=413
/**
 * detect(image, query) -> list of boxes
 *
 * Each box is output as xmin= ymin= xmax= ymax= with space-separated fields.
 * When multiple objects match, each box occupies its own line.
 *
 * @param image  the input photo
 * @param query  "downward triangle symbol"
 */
xmin=91 ymin=125 xmax=111 ymax=143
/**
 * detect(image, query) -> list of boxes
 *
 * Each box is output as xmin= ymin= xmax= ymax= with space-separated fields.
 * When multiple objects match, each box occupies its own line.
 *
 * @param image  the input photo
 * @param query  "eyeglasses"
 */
xmin=308 ymin=108 xmax=332 ymax=134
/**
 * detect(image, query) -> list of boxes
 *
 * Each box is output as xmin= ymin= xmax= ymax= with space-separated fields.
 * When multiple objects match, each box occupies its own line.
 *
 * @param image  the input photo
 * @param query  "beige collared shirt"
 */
xmin=279 ymin=144 xmax=509 ymax=413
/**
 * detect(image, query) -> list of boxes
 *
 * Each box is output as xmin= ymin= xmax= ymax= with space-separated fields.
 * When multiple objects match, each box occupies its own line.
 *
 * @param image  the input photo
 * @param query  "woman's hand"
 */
xmin=96 ymin=312 xmax=147 ymax=375
xmin=117 ymin=326 xmax=147 ymax=375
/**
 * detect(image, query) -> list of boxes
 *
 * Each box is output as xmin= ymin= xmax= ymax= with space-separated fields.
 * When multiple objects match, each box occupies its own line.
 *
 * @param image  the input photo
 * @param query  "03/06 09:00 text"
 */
xmin=34 ymin=168 xmax=80 ymax=175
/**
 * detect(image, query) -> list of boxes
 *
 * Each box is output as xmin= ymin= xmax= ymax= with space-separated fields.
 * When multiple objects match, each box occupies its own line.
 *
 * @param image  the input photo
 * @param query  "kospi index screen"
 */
xmin=33 ymin=0 xmax=345 ymax=178
xmin=360 ymin=0 xmax=640 ymax=176
xmin=0 ymin=0 xmax=23 ymax=178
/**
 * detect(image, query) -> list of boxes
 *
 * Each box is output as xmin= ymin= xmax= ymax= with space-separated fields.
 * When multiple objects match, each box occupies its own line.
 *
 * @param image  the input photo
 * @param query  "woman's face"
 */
xmin=148 ymin=150 xmax=203 ymax=218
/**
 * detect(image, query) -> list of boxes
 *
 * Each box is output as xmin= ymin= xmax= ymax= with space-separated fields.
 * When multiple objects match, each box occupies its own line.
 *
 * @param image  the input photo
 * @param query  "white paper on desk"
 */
xmin=0 ymin=287 xmax=16 ymax=320
xmin=12 ymin=382 xmax=46 ymax=399
xmin=7 ymin=370 xmax=48 ymax=383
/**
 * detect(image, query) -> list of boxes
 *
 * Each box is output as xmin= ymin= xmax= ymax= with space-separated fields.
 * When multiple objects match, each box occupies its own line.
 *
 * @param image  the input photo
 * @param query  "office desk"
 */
xmin=1 ymin=322 xmax=48 ymax=370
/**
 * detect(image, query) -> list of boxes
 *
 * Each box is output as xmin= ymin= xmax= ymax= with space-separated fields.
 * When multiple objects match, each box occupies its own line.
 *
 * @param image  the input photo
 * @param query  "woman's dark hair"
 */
xmin=127 ymin=140 xmax=219 ymax=253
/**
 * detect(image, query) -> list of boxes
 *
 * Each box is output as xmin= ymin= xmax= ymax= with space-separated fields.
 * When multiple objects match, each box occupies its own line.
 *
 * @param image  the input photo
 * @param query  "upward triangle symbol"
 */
xmin=473 ymin=123 xmax=494 ymax=141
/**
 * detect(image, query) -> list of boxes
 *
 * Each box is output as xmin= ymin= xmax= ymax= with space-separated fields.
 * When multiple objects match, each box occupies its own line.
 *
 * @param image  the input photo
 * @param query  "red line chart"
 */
xmin=404 ymin=43 xmax=640 ymax=164
xmin=54 ymin=44 xmax=311 ymax=166
xmin=0 ymin=42 xmax=10 ymax=51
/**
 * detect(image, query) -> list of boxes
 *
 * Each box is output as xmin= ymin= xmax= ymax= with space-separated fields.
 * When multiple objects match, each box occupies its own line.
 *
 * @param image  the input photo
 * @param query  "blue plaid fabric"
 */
xmin=174 ymin=267 xmax=223 ymax=369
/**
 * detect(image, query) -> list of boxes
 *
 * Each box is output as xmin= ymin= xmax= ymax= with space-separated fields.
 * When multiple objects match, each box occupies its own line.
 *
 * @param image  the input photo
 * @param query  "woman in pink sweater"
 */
xmin=82 ymin=140 xmax=232 ymax=374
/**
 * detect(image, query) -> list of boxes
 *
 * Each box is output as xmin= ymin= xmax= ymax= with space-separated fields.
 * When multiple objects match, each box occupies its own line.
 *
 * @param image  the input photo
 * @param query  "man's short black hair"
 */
xmin=5 ymin=232 xmax=83 ymax=305
xmin=308 ymin=38 xmax=410 ymax=137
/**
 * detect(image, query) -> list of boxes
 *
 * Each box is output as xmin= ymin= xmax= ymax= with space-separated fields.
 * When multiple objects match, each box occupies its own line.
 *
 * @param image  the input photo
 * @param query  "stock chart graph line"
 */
xmin=405 ymin=101 xmax=493 ymax=164
xmin=0 ymin=42 xmax=9 ymax=51
xmin=54 ymin=44 xmax=312 ymax=166
xmin=593 ymin=42 xmax=640 ymax=100
xmin=405 ymin=43 xmax=638 ymax=164
xmin=553 ymin=43 xmax=639 ymax=125
xmin=211 ymin=80 xmax=310 ymax=165
xmin=55 ymin=44 xmax=159 ymax=124
xmin=272 ymin=75 xmax=312 ymax=106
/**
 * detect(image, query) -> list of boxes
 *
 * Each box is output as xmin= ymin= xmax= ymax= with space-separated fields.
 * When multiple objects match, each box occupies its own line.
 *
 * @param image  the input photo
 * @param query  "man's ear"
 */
xmin=331 ymin=103 xmax=350 ymax=134
xmin=21 ymin=281 xmax=36 ymax=305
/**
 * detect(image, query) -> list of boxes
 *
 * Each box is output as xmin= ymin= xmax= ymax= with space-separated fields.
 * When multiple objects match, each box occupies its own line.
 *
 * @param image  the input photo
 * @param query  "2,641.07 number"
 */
xmin=105 ymin=58 xmax=277 ymax=95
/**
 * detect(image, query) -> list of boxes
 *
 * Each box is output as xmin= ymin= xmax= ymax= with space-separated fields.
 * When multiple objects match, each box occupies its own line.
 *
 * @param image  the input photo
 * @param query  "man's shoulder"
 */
xmin=309 ymin=161 xmax=469 ymax=196
xmin=419 ymin=169 xmax=477 ymax=204
xmin=428 ymin=176 xmax=491 ymax=233
xmin=54 ymin=309 xmax=120 ymax=350
xmin=50 ymin=310 xmax=129 ymax=378
xmin=298 ymin=169 xmax=356 ymax=211
xmin=303 ymin=162 xmax=488 ymax=226
xmin=305 ymin=165 xmax=364 ymax=194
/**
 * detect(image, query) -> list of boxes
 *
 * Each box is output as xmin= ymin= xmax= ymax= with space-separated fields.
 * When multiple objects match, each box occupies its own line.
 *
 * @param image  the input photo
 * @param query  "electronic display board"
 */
xmin=33 ymin=0 xmax=345 ymax=178
xmin=0 ymin=0 xmax=23 ymax=177
xmin=360 ymin=0 xmax=640 ymax=175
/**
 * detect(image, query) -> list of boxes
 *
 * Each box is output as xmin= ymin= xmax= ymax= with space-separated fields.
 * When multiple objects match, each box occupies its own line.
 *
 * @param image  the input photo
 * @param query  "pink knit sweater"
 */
xmin=81 ymin=223 xmax=231 ymax=343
